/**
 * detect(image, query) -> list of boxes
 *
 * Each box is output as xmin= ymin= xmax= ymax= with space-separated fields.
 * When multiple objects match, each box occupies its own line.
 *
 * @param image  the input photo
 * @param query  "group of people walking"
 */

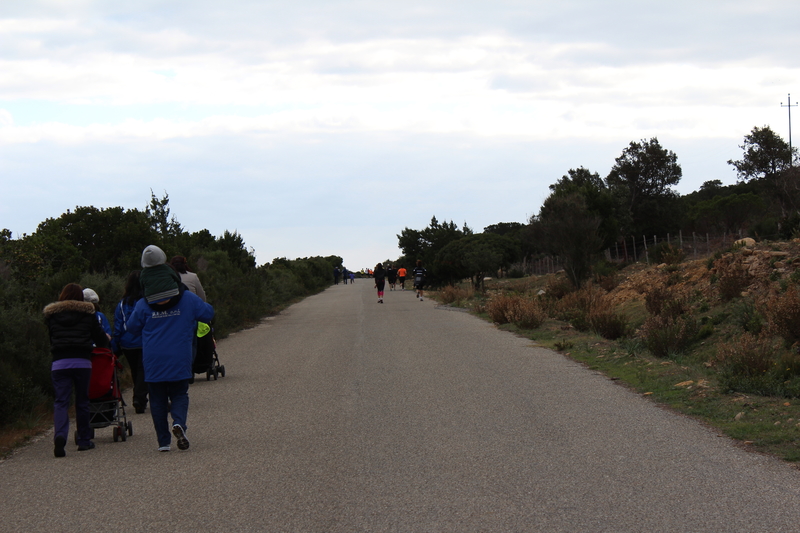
xmin=44 ymin=245 xmax=214 ymax=457
xmin=373 ymin=261 xmax=426 ymax=303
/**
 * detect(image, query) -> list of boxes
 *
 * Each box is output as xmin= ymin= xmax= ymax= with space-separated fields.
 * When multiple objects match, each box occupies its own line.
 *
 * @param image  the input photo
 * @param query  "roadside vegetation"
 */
xmin=432 ymin=240 xmax=800 ymax=463
xmin=0 ymin=192 xmax=345 ymax=457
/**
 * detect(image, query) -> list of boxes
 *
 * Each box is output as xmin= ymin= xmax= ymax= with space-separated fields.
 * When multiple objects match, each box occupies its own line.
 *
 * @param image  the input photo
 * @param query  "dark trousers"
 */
xmin=121 ymin=347 xmax=148 ymax=408
xmin=148 ymin=380 xmax=190 ymax=448
xmin=52 ymin=367 xmax=92 ymax=446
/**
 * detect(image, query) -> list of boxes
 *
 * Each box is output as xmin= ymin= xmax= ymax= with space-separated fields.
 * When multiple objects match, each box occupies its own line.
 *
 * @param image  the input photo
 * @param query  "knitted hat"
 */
xmin=141 ymin=245 xmax=167 ymax=268
xmin=83 ymin=288 xmax=100 ymax=304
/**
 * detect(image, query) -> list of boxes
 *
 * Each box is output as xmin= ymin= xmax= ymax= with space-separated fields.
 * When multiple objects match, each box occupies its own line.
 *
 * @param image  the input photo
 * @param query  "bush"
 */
xmin=439 ymin=284 xmax=474 ymax=306
xmin=715 ymin=334 xmax=800 ymax=396
xmin=765 ymin=284 xmax=800 ymax=346
xmin=649 ymin=242 xmax=685 ymax=265
xmin=732 ymin=298 xmax=764 ymax=335
xmin=590 ymin=307 xmax=630 ymax=340
xmin=644 ymin=285 xmax=688 ymax=318
xmin=486 ymin=293 xmax=546 ymax=329
xmin=505 ymin=297 xmax=547 ymax=329
xmin=718 ymin=266 xmax=752 ymax=301
xmin=640 ymin=314 xmax=699 ymax=358
xmin=544 ymin=274 xmax=575 ymax=300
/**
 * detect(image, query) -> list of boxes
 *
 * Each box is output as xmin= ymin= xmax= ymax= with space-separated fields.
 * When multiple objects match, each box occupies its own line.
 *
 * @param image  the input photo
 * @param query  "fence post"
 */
xmin=632 ymin=235 xmax=637 ymax=262
xmin=644 ymin=235 xmax=649 ymax=265
xmin=679 ymin=230 xmax=683 ymax=249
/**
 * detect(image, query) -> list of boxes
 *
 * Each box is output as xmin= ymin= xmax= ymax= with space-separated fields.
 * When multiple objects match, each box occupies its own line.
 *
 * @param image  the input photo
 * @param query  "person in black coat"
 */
xmin=374 ymin=263 xmax=386 ymax=303
xmin=44 ymin=283 xmax=109 ymax=457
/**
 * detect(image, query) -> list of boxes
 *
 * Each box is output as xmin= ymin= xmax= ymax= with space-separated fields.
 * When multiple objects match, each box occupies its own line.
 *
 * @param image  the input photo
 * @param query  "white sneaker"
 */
xmin=172 ymin=424 xmax=190 ymax=450
xmin=420 ymin=297 xmax=424 ymax=301
xmin=158 ymin=445 xmax=171 ymax=452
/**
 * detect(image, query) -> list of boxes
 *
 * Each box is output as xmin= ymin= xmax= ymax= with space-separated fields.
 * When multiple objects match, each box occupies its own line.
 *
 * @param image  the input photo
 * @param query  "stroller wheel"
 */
xmin=127 ymin=421 xmax=134 ymax=436
xmin=220 ymin=365 xmax=226 ymax=377
xmin=120 ymin=425 xmax=127 ymax=442
xmin=113 ymin=426 xmax=120 ymax=442
xmin=206 ymin=370 xmax=212 ymax=381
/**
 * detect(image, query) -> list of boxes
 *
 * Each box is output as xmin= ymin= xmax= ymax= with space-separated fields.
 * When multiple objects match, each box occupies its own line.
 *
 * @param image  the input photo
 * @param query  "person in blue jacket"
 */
xmin=112 ymin=271 xmax=148 ymax=413
xmin=127 ymin=245 xmax=215 ymax=452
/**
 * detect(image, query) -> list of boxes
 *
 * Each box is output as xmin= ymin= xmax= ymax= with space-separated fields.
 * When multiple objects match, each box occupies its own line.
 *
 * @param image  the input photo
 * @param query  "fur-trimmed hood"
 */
xmin=43 ymin=300 xmax=96 ymax=318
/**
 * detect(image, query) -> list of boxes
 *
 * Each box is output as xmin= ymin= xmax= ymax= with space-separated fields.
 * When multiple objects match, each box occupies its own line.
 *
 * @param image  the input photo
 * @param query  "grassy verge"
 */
xmin=435 ymin=270 xmax=800 ymax=464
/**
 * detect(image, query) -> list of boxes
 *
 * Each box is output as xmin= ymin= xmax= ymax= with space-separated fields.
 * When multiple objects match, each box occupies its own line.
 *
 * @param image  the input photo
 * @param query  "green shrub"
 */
xmin=649 ymin=242 xmax=685 ymax=265
xmin=715 ymin=334 xmax=800 ymax=396
xmin=640 ymin=314 xmax=699 ymax=358
xmin=732 ymin=298 xmax=764 ymax=335
xmin=590 ymin=308 xmax=630 ymax=340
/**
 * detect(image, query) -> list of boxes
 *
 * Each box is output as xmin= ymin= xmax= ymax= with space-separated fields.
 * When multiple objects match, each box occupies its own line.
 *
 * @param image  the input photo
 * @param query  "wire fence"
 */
xmin=519 ymin=230 xmax=765 ymax=276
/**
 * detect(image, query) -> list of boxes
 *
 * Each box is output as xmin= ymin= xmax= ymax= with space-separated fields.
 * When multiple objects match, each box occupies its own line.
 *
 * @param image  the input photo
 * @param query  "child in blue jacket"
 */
xmin=127 ymin=245 xmax=215 ymax=452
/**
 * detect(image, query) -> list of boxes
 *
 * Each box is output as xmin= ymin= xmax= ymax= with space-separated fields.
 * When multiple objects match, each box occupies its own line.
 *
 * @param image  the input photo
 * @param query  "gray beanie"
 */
xmin=141 ymin=245 xmax=167 ymax=268
xmin=83 ymin=288 xmax=100 ymax=304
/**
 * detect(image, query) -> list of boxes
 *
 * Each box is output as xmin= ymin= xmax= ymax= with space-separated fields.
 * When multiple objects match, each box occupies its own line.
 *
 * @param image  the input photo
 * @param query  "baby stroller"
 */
xmin=191 ymin=322 xmax=226 ymax=382
xmin=76 ymin=347 xmax=133 ymax=443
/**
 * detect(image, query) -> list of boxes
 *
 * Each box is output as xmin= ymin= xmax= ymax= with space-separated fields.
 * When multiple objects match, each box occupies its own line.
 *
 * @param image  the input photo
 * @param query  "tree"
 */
xmin=606 ymin=138 xmax=682 ymax=237
xmin=435 ymin=233 xmax=519 ymax=290
xmin=687 ymin=193 xmax=765 ymax=234
xmin=548 ymin=167 xmax=620 ymax=247
xmin=146 ymin=190 xmax=183 ymax=244
xmin=532 ymin=193 xmax=604 ymax=288
xmin=396 ymin=216 xmax=472 ymax=275
xmin=34 ymin=206 xmax=155 ymax=273
xmin=728 ymin=126 xmax=792 ymax=182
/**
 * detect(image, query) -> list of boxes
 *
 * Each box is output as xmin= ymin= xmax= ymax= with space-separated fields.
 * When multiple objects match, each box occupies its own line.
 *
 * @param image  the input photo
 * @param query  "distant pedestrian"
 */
xmin=112 ymin=271 xmax=148 ymax=414
xmin=397 ymin=266 xmax=407 ymax=290
xmin=128 ymin=245 xmax=215 ymax=452
xmin=374 ymin=263 xmax=386 ymax=303
xmin=386 ymin=264 xmax=397 ymax=291
xmin=342 ymin=268 xmax=349 ymax=285
xmin=44 ymin=283 xmax=109 ymax=457
xmin=413 ymin=260 xmax=427 ymax=301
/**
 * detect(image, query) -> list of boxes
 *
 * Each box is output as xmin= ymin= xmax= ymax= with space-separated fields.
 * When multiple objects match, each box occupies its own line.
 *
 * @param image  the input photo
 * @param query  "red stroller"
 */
xmin=75 ymin=347 xmax=133 ymax=443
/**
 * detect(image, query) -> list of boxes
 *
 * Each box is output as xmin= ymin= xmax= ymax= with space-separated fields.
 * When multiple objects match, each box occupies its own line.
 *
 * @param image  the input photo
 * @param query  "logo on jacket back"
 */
xmin=151 ymin=309 xmax=182 ymax=319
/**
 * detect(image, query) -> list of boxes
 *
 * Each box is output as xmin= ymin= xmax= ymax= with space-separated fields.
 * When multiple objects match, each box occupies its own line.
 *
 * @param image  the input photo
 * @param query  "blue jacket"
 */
xmin=127 ymin=289 xmax=215 ymax=383
xmin=112 ymin=299 xmax=143 ymax=352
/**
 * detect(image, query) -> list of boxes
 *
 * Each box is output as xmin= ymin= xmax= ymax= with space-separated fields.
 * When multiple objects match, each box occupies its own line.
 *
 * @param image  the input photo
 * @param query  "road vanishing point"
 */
xmin=3 ymin=280 xmax=800 ymax=532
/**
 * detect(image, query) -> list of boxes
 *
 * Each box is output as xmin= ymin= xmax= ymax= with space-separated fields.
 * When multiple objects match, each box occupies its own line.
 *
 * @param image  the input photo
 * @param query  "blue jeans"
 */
xmin=147 ymin=380 xmax=190 ymax=447
xmin=52 ymin=368 xmax=92 ymax=446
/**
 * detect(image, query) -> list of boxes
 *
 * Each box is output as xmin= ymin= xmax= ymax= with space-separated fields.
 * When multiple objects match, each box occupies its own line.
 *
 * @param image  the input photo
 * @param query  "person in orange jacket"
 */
xmin=397 ymin=266 xmax=407 ymax=290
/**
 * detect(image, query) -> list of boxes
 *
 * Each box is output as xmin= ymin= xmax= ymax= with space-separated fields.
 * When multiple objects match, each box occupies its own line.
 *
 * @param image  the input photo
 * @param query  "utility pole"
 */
xmin=781 ymin=93 xmax=798 ymax=166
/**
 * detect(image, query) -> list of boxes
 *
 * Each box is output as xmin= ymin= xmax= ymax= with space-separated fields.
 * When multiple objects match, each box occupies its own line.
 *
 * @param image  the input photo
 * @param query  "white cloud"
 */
xmin=1 ymin=1 xmax=799 ymax=267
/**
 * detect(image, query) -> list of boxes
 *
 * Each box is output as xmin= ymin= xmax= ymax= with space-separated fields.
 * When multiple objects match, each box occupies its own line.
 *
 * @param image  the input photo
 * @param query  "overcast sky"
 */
xmin=2 ymin=0 xmax=798 ymax=270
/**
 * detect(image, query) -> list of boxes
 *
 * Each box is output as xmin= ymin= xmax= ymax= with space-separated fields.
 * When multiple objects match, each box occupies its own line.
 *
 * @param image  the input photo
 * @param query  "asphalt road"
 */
xmin=4 ymin=280 xmax=800 ymax=532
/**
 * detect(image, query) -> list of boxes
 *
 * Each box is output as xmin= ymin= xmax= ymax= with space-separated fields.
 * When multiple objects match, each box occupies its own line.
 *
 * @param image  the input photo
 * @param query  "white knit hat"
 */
xmin=83 ymin=288 xmax=100 ymax=304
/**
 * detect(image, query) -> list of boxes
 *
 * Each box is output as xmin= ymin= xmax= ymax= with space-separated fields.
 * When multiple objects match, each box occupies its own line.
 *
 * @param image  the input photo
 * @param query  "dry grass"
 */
xmin=486 ymin=293 xmax=547 ymax=329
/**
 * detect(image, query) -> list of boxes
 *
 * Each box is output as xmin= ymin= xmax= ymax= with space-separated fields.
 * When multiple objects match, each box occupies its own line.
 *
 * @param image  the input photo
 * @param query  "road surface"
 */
xmin=3 ymin=280 xmax=800 ymax=532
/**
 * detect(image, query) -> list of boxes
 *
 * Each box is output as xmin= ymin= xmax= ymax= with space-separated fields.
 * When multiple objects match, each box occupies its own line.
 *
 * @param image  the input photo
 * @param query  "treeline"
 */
xmin=397 ymin=126 xmax=799 ymax=289
xmin=0 ymin=192 xmax=342 ymax=428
